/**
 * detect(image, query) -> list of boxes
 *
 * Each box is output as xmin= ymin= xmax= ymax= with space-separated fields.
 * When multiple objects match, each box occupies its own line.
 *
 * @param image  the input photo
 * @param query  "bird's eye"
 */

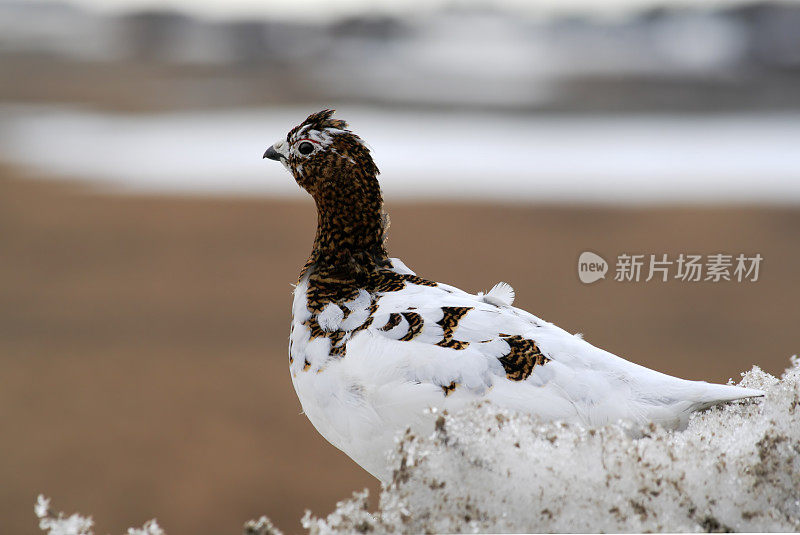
xmin=298 ymin=141 xmax=314 ymax=155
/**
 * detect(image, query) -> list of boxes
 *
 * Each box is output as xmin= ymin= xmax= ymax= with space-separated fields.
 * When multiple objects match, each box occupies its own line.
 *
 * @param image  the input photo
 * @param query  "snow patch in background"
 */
xmin=4 ymin=105 xmax=800 ymax=204
xmin=302 ymin=360 xmax=800 ymax=534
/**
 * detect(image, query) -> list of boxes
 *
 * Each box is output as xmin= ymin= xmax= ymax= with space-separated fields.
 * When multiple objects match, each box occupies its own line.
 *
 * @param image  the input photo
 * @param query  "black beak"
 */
xmin=263 ymin=145 xmax=281 ymax=161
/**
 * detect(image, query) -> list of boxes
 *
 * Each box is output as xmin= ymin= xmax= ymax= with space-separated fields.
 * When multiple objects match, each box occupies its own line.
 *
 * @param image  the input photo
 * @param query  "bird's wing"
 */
xmin=350 ymin=259 xmax=763 ymax=428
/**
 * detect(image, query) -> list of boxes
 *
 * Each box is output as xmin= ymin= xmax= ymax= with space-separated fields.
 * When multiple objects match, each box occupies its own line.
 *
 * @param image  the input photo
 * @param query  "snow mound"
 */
xmin=35 ymin=361 xmax=800 ymax=534
xmin=303 ymin=360 xmax=800 ymax=533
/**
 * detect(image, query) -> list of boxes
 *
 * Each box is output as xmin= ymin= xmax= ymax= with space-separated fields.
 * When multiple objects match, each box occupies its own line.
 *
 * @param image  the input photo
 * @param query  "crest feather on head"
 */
xmin=284 ymin=108 xmax=378 ymax=180
xmin=301 ymin=109 xmax=348 ymax=132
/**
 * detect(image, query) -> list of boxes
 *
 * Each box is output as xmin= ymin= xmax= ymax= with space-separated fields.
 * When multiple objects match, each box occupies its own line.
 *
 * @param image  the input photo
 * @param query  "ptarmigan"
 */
xmin=263 ymin=109 xmax=764 ymax=482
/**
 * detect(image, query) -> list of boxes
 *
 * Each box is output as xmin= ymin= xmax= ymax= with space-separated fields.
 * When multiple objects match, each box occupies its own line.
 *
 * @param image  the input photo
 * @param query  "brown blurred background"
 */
xmin=2 ymin=1 xmax=800 ymax=534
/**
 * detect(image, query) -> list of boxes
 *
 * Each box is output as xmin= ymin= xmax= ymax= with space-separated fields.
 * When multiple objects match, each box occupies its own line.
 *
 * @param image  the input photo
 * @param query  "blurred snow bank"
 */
xmin=303 ymin=360 xmax=800 ymax=533
xmin=36 ymin=361 xmax=800 ymax=534
xmin=4 ymin=106 xmax=800 ymax=203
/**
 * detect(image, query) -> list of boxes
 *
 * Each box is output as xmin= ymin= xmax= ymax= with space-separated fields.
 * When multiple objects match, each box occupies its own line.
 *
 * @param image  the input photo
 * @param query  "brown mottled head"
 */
xmin=264 ymin=109 xmax=389 ymax=274
xmin=263 ymin=109 xmax=379 ymax=195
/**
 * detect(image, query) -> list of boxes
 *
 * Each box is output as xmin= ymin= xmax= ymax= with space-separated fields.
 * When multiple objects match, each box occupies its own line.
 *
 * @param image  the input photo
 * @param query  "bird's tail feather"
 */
xmin=685 ymin=382 xmax=764 ymax=412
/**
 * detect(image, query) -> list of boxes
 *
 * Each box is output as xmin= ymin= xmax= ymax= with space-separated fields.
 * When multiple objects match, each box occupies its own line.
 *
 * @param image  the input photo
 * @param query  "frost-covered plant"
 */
xmin=243 ymin=516 xmax=284 ymax=535
xmin=35 ymin=496 xmax=94 ymax=535
xmin=35 ymin=495 xmax=164 ymax=535
xmin=302 ymin=360 xmax=800 ymax=533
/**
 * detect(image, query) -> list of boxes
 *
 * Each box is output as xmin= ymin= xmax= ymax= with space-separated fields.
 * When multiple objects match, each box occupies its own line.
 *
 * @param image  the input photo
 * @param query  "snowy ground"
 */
xmin=3 ymin=105 xmax=800 ymax=204
xmin=297 ymin=360 xmax=800 ymax=534
xmin=38 ymin=359 xmax=800 ymax=534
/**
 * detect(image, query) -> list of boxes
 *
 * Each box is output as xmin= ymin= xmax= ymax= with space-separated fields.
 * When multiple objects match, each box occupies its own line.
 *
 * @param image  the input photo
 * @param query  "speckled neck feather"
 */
xmin=307 ymin=163 xmax=389 ymax=278
xmin=290 ymin=111 xmax=390 ymax=281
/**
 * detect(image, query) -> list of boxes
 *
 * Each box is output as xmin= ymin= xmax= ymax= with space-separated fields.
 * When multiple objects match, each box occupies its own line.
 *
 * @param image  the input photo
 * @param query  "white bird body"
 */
xmin=266 ymin=110 xmax=763 ymax=482
xmin=289 ymin=259 xmax=762 ymax=481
